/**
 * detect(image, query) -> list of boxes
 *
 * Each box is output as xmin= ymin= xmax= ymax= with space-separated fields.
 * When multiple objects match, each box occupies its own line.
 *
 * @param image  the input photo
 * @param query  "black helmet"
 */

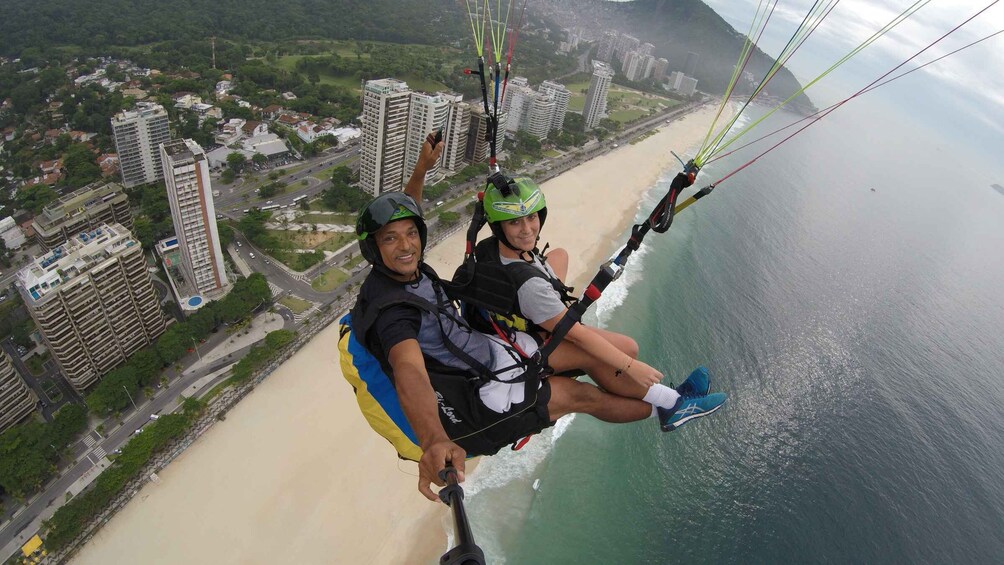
xmin=356 ymin=192 xmax=427 ymax=267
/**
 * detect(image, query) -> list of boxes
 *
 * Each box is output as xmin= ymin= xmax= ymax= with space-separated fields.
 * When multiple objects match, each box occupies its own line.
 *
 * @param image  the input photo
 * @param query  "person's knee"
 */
xmin=547 ymin=377 xmax=601 ymax=419
xmin=599 ymin=330 xmax=638 ymax=359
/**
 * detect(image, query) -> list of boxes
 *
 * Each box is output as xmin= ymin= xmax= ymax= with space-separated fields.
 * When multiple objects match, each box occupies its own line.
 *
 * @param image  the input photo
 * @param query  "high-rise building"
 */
xmin=583 ymin=61 xmax=614 ymax=130
xmin=359 ymin=79 xmax=411 ymax=195
xmin=111 ymin=102 xmax=170 ymax=188
xmin=539 ymin=81 xmax=571 ymax=132
xmin=597 ymin=31 xmax=618 ymax=63
xmin=17 ymin=224 xmax=166 ymax=391
xmin=615 ymin=33 xmax=640 ymax=62
xmin=160 ymin=139 xmax=228 ymax=295
xmin=652 ymin=58 xmax=670 ymax=82
xmin=0 ymin=352 xmax=37 ymax=433
xmin=523 ymin=94 xmax=556 ymax=140
xmin=623 ymin=51 xmax=646 ymax=82
xmin=465 ymin=106 xmax=507 ymax=165
xmin=405 ymin=92 xmax=451 ymax=183
xmin=502 ymin=81 xmax=536 ymax=135
xmin=669 ymin=71 xmax=699 ymax=96
xmin=32 ymin=181 xmax=133 ymax=251
xmin=440 ymin=94 xmax=470 ymax=173
xmin=685 ymin=52 xmax=700 ymax=76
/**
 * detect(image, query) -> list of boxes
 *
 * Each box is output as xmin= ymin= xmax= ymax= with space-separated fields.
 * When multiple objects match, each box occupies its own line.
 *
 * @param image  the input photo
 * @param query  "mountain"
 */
xmin=537 ymin=0 xmax=814 ymax=110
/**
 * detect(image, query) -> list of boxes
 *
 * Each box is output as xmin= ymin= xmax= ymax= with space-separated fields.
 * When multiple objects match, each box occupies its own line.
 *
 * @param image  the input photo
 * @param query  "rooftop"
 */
xmin=36 ymin=181 xmax=126 ymax=227
xmin=17 ymin=223 xmax=139 ymax=304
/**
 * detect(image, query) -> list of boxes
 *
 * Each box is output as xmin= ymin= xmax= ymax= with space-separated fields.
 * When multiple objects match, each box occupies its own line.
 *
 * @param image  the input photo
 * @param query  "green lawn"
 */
xmin=608 ymin=109 xmax=649 ymax=123
xmin=273 ymin=54 xmax=446 ymax=95
xmin=544 ymin=149 xmax=562 ymax=158
xmin=26 ymin=354 xmax=48 ymax=376
xmin=298 ymin=212 xmax=356 ymax=224
xmin=278 ymin=296 xmax=312 ymax=314
xmin=311 ymin=267 xmax=350 ymax=292
xmin=344 ymin=254 xmax=364 ymax=270
xmin=314 ymin=232 xmax=356 ymax=252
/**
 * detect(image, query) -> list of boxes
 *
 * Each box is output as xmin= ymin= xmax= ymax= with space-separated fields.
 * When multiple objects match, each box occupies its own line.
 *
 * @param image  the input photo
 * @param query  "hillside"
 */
xmin=539 ymin=0 xmax=814 ymax=110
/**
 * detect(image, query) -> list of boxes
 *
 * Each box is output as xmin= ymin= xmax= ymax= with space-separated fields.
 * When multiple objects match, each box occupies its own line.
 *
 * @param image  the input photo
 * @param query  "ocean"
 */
xmin=458 ymin=103 xmax=1004 ymax=563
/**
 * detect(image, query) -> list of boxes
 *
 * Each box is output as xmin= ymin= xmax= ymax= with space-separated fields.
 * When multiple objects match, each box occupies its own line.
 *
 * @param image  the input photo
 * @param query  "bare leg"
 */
xmin=589 ymin=326 xmax=638 ymax=358
xmin=548 ymin=339 xmax=649 ymax=400
xmin=546 ymin=376 xmax=651 ymax=422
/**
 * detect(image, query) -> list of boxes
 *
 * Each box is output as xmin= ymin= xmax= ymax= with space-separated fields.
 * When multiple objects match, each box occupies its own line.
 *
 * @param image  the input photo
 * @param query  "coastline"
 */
xmin=69 ymin=104 xmax=729 ymax=565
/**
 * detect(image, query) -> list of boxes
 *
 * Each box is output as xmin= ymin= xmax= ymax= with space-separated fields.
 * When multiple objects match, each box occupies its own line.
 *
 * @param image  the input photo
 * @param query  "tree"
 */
xmin=62 ymin=143 xmax=102 ymax=187
xmin=15 ymin=184 xmax=58 ymax=214
xmin=439 ymin=211 xmax=461 ymax=225
xmin=226 ymin=152 xmax=247 ymax=174
xmin=130 ymin=348 xmax=162 ymax=387
xmin=252 ymin=152 xmax=267 ymax=166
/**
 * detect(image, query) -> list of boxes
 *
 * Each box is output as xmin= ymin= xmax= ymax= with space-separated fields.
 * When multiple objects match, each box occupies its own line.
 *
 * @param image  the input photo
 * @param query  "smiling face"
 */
xmin=499 ymin=212 xmax=541 ymax=255
xmin=375 ymin=218 xmax=422 ymax=281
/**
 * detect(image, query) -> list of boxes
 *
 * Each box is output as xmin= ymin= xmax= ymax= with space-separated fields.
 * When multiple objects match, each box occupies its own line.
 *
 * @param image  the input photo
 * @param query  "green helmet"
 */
xmin=482 ymin=175 xmax=548 ymax=251
xmin=483 ymin=176 xmax=548 ymax=225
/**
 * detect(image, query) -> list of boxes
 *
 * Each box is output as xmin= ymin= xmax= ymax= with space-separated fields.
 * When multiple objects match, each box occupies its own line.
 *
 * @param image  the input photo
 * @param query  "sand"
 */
xmin=69 ymin=105 xmax=727 ymax=565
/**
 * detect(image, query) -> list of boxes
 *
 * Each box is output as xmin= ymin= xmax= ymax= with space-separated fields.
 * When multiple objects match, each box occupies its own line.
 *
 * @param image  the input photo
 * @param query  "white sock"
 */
xmin=644 ymin=384 xmax=680 ymax=418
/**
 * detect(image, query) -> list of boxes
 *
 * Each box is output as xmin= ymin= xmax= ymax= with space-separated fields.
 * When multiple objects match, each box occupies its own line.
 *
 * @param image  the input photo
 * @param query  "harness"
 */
xmin=352 ymin=264 xmax=533 ymax=386
xmin=455 ymin=236 xmax=576 ymax=337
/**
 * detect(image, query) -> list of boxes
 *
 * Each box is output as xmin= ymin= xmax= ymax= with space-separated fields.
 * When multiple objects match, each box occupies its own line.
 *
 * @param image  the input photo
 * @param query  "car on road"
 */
xmin=249 ymin=252 xmax=255 ymax=259
xmin=149 ymin=414 xmax=160 ymax=420
xmin=133 ymin=427 xmax=144 ymax=435
xmin=236 ymin=241 xmax=242 ymax=247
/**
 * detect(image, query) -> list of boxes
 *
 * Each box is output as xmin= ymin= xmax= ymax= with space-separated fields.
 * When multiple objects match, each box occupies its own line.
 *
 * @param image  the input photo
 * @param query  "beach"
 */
xmin=69 ymin=105 xmax=726 ymax=565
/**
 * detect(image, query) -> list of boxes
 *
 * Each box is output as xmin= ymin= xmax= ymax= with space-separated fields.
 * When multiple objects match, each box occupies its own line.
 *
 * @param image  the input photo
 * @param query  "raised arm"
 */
xmin=403 ymin=131 xmax=445 ymax=204
xmin=387 ymin=338 xmax=467 ymax=501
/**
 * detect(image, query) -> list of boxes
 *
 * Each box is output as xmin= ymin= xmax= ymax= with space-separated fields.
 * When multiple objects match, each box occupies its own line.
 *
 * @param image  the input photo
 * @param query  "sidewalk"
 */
xmin=187 ymin=312 xmax=285 ymax=371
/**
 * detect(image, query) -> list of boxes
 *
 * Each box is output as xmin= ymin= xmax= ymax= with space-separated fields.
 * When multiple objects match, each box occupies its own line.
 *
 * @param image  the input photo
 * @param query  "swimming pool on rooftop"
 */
xmin=188 ymin=296 xmax=203 ymax=307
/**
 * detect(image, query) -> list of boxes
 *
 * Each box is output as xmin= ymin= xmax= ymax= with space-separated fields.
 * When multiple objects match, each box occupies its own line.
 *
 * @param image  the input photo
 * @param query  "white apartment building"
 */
xmin=17 ymin=223 xmax=166 ymax=390
xmin=440 ymin=93 xmax=470 ymax=172
xmin=523 ymin=93 xmax=556 ymax=140
xmin=669 ymin=71 xmax=699 ymax=96
xmin=539 ymin=81 xmax=571 ymax=132
xmin=502 ymin=77 xmax=535 ymax=134
xmin=111 ymin=102 xmax=170 ymax=188
xmin=160 ymin=139 xmax=228 ymax=295
xmin=359 ymin=79 xmax=411 ymax=195
xmin=583 ymin=61 xmax=614 ymax=130
xmin=405 ymin=92 xmax=451 ymax=183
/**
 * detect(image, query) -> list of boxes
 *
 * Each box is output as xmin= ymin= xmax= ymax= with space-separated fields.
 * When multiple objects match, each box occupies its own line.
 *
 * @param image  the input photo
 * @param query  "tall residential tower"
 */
xmin=359 ymin=79 xmax=411 ymax=195
xmin=160 ymin=139 xmax=228 ymax=295
xmin=583 ymin=61 xmax=614 ymax=130
xmin=17 ymin=224 xmax=166 ymax=391
xmin=405 ymin=92 xmax=451 ymax=183
xmin=0 ymin=352 xmax=37 ymax=433
xmin=111 ymin=102 xmax=170 ymax=188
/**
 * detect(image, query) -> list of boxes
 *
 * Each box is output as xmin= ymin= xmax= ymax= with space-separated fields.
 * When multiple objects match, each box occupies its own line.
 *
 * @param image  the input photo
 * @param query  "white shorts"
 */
xmin=480 ymin=331 xmax=540 ymax=414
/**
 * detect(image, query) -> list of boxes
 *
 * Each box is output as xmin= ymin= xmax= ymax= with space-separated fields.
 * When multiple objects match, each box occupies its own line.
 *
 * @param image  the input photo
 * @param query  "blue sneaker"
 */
xmin=658 ymin=392 xmax=727 ymax=432
xmin=674 ymin=366 xmax=711 ymax=397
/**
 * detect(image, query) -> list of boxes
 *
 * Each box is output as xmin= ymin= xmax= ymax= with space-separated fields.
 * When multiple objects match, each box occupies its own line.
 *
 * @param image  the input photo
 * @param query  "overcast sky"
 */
xmin=696 ymin=0 xmax=1004 ymax=144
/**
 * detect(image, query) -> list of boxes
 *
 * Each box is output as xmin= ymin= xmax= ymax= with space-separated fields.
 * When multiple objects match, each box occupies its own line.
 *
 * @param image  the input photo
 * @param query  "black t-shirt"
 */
xmin=354 ymin=267 xmax=499 ymax=380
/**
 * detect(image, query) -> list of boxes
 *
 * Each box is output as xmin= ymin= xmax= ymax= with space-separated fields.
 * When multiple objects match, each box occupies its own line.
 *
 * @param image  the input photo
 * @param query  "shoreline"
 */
xmin=68 ymin=104 xmax=730 ymax=565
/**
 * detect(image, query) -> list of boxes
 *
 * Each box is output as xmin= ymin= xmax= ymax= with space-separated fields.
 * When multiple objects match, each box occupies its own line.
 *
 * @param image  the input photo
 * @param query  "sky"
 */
xmin=698 ymin=0 xmax=1004 ymax=158
xmin=607 ymin=0 xmax=1004 ymax=162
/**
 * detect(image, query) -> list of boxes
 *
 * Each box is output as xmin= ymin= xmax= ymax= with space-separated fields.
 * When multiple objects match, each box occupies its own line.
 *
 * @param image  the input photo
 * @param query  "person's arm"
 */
xmin=387 ymin=338 xmax=467 ymax=502
xmin=538 ymin=311 xmax=663 ymax=388
xmin=403 ymin=131 xmax=445 ymax=204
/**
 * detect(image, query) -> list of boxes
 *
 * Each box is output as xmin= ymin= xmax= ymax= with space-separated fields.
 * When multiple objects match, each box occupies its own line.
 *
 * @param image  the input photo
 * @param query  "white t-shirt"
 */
xmin=499 ymin=252 xmax=566 ymax=325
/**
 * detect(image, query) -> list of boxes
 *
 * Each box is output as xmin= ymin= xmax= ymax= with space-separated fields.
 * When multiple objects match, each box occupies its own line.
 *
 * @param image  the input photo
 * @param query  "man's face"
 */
xmin=375 ymin=218 xmax=421 ymax=280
